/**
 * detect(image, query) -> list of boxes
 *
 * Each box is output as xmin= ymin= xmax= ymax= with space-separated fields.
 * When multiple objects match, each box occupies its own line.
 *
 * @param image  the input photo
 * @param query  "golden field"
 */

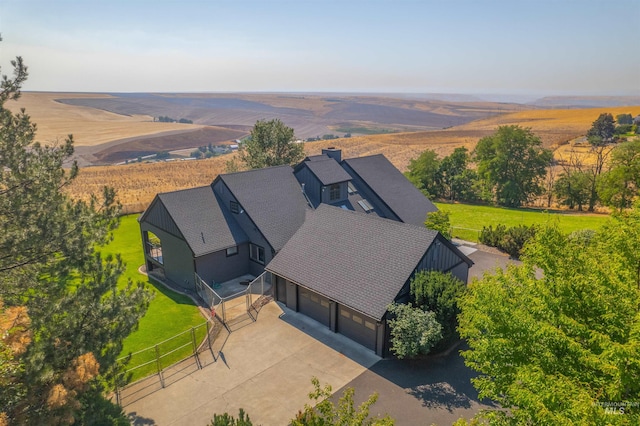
xmin=61 ymin=104 xmax=639 ymax=213
xmin=6 ymin=92 xmax=204 ymax=147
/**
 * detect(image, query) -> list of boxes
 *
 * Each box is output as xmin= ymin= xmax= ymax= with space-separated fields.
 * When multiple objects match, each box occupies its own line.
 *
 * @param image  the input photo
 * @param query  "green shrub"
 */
xmin=410 ymin=271 xmax=466 ymax=347
xmin=479 ymin=224 xmax=507 ymax=247
xmin=387 ymin=302 xmax=442 ymax=359
xmin=480 ymin=224 xmax=537 ymax=258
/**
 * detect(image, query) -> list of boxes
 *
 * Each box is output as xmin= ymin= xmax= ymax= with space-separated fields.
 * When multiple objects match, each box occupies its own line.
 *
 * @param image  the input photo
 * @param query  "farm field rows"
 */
xmin=5 ymin=92 xmax=205 ymax=147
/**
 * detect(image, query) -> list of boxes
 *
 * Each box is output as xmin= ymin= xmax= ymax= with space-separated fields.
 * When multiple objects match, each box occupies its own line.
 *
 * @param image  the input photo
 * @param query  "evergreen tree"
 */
xmin=0 ymin=52 xmax=151 ymax=423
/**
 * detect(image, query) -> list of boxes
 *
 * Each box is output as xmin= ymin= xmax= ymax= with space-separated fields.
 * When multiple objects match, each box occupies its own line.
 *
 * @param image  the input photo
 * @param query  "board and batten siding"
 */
xmin=294 ymin=166 xmax=322 ymax=207
xmin=142 ymin=198 xmax=183 ymax=239
xmin=140 ymin=221 xmax=195 ymax=289
xmin=416 ymin=237 xmax=470 ymax=283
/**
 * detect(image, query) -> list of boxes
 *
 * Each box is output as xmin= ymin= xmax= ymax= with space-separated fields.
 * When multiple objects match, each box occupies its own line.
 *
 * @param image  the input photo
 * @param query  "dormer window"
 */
xmin=329 ymin=184 xmax=341 ymax=201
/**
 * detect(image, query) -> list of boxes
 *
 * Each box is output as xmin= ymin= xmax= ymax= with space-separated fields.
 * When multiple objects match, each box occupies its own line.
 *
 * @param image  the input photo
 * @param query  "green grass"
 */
xmin=434 ymin=202 xmax=610 ymax=242
xmin=101 ymin=215 xmax=206 ymax=382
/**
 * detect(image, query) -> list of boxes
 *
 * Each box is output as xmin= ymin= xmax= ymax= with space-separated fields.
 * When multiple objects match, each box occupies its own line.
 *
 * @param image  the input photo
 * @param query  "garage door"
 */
xmin=298 ymin=287 xmax=330 ymax=327
xmin=337 ymin=305 xmax=377 ymax=351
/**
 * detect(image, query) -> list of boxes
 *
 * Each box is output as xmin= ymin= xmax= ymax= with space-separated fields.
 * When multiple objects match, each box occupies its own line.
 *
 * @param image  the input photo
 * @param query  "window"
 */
xmin=145 ymin=231 xmax=163 ymax=264
xmin=347 ymin=182 xmax=357 ymax=195
xmin=357 ymin=199 xmax=373 ymax=212
xmin=329 ymin=184 xmax=341 ymax=201
xmin=230 ymin=201 xmax=240 ymax=214
xmin=226 ymin=246 xmax=238 ymax=257
xmin=249 ymin=243 xmax=265 ymax=264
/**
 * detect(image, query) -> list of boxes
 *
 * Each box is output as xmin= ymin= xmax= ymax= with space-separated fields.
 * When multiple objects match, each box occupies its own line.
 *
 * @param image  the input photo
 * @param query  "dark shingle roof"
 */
xmin=342 ymin=154 xmax=438 ymax=227
xmin=219 ymin=165 xmax=310 ymax=251
xmin=156 ymin=186 xmax=248 ymax=257
xmin=303 ymin=157 xmax=352 ymax=186
xmin=266 ymin=204 xmax=439 ymax=320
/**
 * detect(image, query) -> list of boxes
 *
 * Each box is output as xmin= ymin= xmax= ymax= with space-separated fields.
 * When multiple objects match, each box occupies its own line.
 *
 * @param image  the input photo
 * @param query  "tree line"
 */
xmin=155 ymin=115 xmax=193 ymax=124
xmin=406 ymin=113 xmax=640 ymax=211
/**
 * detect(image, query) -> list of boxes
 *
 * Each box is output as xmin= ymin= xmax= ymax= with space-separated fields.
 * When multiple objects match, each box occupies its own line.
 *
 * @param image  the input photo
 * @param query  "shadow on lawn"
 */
xmin=146 ymin=276 xmax=197 ymax=306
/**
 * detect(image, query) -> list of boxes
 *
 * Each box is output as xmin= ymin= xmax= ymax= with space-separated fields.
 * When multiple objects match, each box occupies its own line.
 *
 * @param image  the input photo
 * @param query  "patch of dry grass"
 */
xmin=6 ymin=92 xmax=204 ymax=147
xmin=67 ymin=155 xmax=233 ymax=214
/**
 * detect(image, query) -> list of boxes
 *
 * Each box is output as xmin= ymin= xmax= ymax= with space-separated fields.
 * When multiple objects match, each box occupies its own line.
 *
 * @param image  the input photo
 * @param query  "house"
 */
xmin=139 ymin=148 xmax=472 ymax=356
xmin=266 ymin=204 xmax=471 ymax=356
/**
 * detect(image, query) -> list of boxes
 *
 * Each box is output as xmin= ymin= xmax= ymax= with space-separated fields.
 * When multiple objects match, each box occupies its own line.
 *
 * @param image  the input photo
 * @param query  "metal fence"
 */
xmin=194 ymin=272 xmax=270 ymax=324
xmin=114 ymin=319 xmax=218 ymax=405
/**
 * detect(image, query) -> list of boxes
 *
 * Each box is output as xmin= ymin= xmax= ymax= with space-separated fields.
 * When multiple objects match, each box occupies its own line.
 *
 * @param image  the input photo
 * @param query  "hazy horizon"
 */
xmin=2 ymin=0 xmax=639 ymax=96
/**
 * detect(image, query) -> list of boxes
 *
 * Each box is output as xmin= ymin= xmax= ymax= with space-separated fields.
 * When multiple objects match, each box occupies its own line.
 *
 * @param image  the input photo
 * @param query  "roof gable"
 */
xmin=153 ymin=186 xmax=248 ymax=257
xmin=266 ymin=204 xmax=439 ymax=320
xmin=342 ymin=154 xmax=438 ymax=227
xmin=140 ymin=196 xmax=184 ymax=239
xmin=298 ymin=157 xmax=352 ymax=186
xmin=219 ymin=165 xmax=310 ymax=251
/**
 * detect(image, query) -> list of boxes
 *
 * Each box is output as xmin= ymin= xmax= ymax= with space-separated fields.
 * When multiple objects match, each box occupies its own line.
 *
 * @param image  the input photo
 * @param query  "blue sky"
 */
xmin=1 ymin=0 xmax=639 ymax=95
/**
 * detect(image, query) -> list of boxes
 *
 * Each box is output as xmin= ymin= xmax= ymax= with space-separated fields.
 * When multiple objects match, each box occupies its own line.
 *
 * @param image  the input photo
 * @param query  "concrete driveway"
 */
xmin=124 ymin=302 xmax=380 ymax=425
xmin=124 ymin=249 xmax=514 ymax=425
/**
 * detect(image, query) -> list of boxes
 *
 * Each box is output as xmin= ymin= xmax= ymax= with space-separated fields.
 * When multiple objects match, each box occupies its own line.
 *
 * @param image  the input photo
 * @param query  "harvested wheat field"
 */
xmin=67 ymin=105 xmax=640 ymax=213
xmin=66 ymin=155 xmax=233 ymax=214
xmin=6 ymin=92 xmax=204 ymax=147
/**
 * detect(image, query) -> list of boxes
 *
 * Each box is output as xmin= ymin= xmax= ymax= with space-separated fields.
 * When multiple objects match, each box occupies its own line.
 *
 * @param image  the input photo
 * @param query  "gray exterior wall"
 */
xmin=321 ymin=181 xmax=348 ymax=205
xmin=418 ymin=238 xmax=465 ymax=272
xmin=212 ymin=180 xmax=274 ymax=276
xmin=449 ymin=261 xmax=470 ymax=283
xmin=294 ymin=167 xmax=321 ymax=207
xmin=341 ymin=162 xmax=399 ymax=220
xmin=194 ymin=242 xmax=250 ymax=285
xmin=294 ymin=166 xmax=349 ymax=207
xmin=141 ymin=222 xmax=195 ymax=289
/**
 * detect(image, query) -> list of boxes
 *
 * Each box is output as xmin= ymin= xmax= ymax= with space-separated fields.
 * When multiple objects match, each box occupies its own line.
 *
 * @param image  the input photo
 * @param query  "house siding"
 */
xmin=321 ymin=181 xmax=348 ymax=205
xmin=294 ymin=167 xmax=321 ymax=207
xmin=194 ymin=242 xmax=250 ymax=285
xmin=141 ymin=222 xmax=195 ymax=289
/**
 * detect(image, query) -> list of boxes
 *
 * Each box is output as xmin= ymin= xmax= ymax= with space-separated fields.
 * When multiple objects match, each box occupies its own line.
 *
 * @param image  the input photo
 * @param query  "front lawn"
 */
xmin=101 ymin=214 xmax=206 ymax=380
xmin=434 ymin=202 xmax=610 ymax=242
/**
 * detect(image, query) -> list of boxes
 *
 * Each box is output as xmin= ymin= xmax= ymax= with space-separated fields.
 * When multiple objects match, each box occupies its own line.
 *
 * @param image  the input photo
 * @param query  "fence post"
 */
xmin=206 ymin=320 xmax=212 ymax=351
xmin=155 ymin=345 xmax=165 ymax=388
xmin=191 ymin=327 xmax=201 ymax=369
xmin=222 ymin=298 xmax=226 ymax=323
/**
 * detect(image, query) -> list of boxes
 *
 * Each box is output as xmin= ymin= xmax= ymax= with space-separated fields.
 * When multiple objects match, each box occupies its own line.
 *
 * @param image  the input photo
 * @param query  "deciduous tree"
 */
xmin=292 ymin=377 xmax=395 ymax=425
xmin=474 ymin=126 xmax=552 ymax=207
xmin=597 ymin=140 xmax=640 ymax=211
xmin=238 ymin=119 xmax=304 ymax=169
xmin=405 ymin=149 xmax=442 ymax=199
xmin=424 ymin=210 xmax=451 ymax=240
xmin=458 ymin=209 xmax=640 ymax=424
